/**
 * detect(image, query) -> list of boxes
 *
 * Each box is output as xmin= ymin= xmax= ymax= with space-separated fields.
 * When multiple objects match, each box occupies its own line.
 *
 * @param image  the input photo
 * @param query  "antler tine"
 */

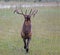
xmin=33 ymin=10 xmax=38 ymax=16
xmin=25 ymin=9 xmax=27 ymax=14
xmin=14 ymin=9 xmax=21 ymax=14
xmin=29 ymin=9 xmax=32 ymax=15
xmin=20 ymin=8 xmax=24 ymax=15
xmin=14 ymin=9 xmax=16 ymax=13
xmin=31 ymin=9 xmax=38 ymax=17
xmin=14 ymin=8 xmax=25 ymax=15
xmin=31 ymin=10 xmax=35 ymax=15
xmin=14 ymin=9 xmax=19 ymax=14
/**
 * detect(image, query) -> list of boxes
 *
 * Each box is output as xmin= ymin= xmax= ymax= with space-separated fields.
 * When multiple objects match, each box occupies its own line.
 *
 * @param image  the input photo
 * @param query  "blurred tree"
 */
xmin=34 ymin=0 xmax=36 ymax=2
xmin=34 ymin=0 xmax=41 ymax=2
xmin=0 ymin=0 xmax=60 ymax=2
xmin=56 ymin=0 xmax=59 ymax=7
xmin=4 ymin=0 xmax=9 ymax=2
xmin=24 ymin=0 xmax=27 ymax=2
xmin=46 ymin=0 xmax=48 ymax=2
xmin=39 ymin=0 xmax=41 ymax=2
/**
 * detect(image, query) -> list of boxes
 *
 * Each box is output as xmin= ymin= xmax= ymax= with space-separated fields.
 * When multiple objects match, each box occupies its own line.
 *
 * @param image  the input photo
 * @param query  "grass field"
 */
xmin=0 ymin=6 xmax=60 ymax=55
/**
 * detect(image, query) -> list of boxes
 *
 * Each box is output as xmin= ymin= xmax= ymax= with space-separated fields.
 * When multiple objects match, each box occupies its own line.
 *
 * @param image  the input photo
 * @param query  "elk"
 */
xmin=14 ymin=8 xmax=38 ymax=53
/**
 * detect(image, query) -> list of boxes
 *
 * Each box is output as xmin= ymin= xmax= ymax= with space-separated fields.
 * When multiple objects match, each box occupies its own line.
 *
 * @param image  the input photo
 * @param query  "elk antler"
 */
xmin=14 ymin=9 xmax=38 ymax=17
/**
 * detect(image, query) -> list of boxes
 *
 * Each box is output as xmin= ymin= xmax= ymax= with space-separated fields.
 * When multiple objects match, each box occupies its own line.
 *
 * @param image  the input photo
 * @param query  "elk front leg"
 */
xmin=23 ymin=38 xmax=26 ymax=49
xmin=26 ymin=38 xmax=31 ymax=53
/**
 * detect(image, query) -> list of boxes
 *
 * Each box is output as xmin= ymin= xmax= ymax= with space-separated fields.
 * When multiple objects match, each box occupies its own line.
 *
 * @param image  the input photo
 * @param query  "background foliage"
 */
xmin=0 ymin=0 xmax=60 ymax=2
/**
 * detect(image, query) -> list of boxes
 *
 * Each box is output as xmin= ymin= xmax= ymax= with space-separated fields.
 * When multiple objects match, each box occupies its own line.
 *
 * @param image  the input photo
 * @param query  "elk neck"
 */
xmin=24 ymin=20 xmax=31 ymax=26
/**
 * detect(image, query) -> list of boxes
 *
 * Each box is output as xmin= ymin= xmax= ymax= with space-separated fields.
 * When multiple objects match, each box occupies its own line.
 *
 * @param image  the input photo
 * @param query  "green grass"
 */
xmin=0 ymin=7 xmax=60 ymax=55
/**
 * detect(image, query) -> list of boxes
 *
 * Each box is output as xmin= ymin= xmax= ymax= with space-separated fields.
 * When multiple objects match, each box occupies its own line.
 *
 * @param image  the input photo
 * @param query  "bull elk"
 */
xmin=14 ymin=8 xmax=38 ymax=53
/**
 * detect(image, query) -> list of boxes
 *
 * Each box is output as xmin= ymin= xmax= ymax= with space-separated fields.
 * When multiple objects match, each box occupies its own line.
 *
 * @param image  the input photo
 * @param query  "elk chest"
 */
xmin=23 ymin=20 xmax=31 ymax=33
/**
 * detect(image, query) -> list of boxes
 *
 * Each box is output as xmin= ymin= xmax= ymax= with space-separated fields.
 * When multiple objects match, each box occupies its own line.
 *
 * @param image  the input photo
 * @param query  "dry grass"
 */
xmin=0 ymin=6 xmax=60 ymax=55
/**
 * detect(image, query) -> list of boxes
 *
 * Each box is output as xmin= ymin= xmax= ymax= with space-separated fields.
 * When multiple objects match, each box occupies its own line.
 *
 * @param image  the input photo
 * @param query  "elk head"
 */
xmin=14 ymin=8 xmax=38 ymax=21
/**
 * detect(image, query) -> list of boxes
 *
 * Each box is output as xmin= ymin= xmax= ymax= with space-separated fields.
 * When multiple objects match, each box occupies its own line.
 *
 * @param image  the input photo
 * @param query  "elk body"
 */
xmin=14 ymin=9 xmax=38 ymax=53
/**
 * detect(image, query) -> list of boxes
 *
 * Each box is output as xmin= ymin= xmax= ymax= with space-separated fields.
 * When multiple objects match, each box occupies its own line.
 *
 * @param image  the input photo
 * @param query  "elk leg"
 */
xmin=23 ymin=38 xmax=26 ymax=49
xmin=26 ymin=38 xmax=30 ymax=53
